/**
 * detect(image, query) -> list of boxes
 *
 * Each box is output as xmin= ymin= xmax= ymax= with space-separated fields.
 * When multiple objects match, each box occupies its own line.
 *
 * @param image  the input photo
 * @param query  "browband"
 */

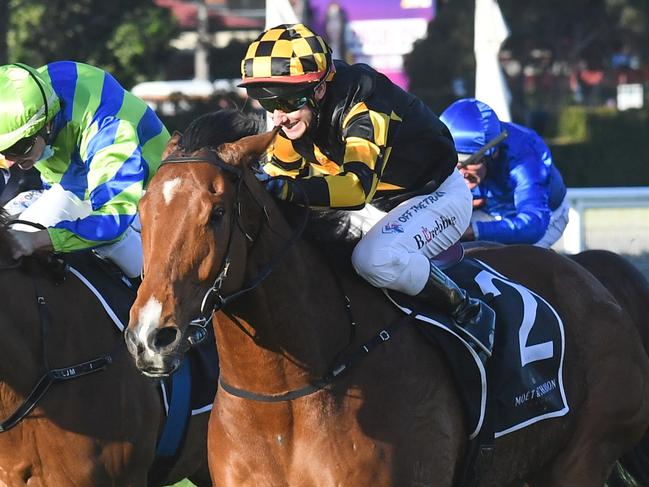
xmin=161 ymin=148 xmax=242 ymax=178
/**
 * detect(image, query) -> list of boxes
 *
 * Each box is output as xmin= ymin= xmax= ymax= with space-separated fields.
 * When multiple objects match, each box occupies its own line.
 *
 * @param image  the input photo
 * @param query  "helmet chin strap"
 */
xmin=306 ymin=102 xmax=320 ymax=134
xmin=306 ymin=80 xmax=328 ymax=134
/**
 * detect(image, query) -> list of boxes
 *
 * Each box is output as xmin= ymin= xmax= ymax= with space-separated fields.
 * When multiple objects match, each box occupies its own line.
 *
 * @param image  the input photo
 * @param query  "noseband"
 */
xmin=159 ymin=148 xmax=308 ymax=344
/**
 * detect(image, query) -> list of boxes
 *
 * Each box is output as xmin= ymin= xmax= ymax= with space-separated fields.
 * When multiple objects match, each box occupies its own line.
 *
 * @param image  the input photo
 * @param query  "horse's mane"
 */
xmin=179 ymin=109 xmax=265 ymax=152
xmin=178 ymin=109 xmax=358 ymax=267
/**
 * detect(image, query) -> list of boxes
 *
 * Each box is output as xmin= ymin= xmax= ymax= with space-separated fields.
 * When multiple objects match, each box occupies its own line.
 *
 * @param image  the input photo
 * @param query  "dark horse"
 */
xmin=0 ymin=211 xmax=210 ymax=486
xmin=126 ymin=110 xmax=649 ymax=486
xmin=570 ymin=250 xmax=649 ymax=350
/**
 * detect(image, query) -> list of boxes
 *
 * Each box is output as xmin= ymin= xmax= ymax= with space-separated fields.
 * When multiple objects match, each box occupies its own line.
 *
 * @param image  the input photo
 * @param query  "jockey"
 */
xmin=0 ymin=61 xmax=169 ymax=277
xmin=440 ymin=98 xmax=568 ymax=247
xmin=240 ymin=24 xmax=494 ymax=334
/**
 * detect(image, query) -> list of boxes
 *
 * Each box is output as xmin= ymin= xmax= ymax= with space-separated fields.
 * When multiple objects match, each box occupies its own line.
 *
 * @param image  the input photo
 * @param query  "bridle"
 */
xmin=157 ymin=146 xmax=413 ymax=402
xmin=158 ymin=148 xmax=308 ymax=345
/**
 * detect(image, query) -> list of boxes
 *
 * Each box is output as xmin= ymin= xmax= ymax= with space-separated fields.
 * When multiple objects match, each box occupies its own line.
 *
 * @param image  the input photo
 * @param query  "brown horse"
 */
xmin=567 ymin=249 xmax=649 ymax=485
xmin=467 ymin=244 xmax=649 ymax=486
xmin=569 ymin=250 xmax=649 ymax=350
xmin=126 ymin=110 xmax=649 ymax=486
xmin=0 ymin=211 xmax=210 ymax=486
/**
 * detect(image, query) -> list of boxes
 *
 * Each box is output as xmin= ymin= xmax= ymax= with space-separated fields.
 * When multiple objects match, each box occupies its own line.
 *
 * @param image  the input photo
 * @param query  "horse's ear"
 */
xmin=219 ymin=128 xmax=279 ymax=168
xmin=162 ymin=131 xmax=183 ymax=159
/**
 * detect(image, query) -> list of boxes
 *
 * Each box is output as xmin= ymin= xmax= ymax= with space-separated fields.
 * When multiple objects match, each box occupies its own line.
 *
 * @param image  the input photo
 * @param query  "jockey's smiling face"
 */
xmin=271 ymin=82 xmax=327 ymax=140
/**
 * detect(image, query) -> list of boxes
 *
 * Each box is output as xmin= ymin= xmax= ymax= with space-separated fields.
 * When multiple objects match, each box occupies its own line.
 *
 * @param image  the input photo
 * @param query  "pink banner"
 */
xmin=308 ymin=0 xmax=436 ymax=89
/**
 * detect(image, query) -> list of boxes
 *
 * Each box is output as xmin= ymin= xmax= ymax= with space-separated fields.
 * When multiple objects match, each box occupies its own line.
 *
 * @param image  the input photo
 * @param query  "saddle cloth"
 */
xmin=386 ymin=257 xmax=568 ymax=440
xmin=62 ymin=251 xmax=218 ymax=452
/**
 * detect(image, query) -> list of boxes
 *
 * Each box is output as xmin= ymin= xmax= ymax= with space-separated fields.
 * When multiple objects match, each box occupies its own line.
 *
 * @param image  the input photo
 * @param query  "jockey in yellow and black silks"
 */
xmin=240 ymin=23 xmax=495 ymax=336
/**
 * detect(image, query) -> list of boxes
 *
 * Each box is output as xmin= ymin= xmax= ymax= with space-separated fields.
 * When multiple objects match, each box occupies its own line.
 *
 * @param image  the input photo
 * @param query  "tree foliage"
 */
xmin=405 ymin=0 xmax=476 ymax=114
xmin=209 ymin=39 xmax=249 ymax=80
xmin=7 ymin=0 xmax=179 ymax=88
xmin=0 ymin=0 xmax=7 ymax=64
xmin=406 ymin=0 xmax=649 ymax=115
xmin=498 ymin=0 xmax=649 ymax=67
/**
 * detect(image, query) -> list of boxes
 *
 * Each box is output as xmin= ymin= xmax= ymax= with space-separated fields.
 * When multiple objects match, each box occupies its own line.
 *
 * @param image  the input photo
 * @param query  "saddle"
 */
xmin=386 ymin=252 xmax=568 ymax=440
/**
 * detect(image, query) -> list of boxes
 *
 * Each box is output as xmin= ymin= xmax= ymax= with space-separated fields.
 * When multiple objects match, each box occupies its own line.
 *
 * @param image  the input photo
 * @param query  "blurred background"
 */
xmin=1 ymin=0 xmax=648 ymax=274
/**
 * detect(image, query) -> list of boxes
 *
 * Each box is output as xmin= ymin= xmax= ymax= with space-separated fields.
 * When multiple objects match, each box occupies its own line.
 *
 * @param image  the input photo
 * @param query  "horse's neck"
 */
xmin=214 ymin=237 xmax=355 ymax=393
xmin=0 ymin=269 xmax=46 ymax=417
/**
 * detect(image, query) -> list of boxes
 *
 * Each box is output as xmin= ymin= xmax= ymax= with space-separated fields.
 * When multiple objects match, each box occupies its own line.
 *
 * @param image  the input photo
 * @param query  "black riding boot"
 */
xmin=416 ymin=259 xmax=495 ymax=354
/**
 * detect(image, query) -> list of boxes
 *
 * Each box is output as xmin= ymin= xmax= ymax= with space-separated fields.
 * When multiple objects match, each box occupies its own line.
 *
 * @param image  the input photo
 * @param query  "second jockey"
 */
xmin=0 ymin=61 xmax=169 ymax=277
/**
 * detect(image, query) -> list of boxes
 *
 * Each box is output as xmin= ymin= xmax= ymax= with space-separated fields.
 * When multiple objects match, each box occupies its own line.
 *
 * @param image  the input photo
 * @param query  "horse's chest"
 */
xmin=211 ymin=420 xmax=392 ymax=486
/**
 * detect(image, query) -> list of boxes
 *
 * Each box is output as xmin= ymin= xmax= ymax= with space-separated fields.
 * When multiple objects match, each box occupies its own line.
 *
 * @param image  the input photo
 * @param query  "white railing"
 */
xmin=554 ymin=187 xmax=649 ymax=254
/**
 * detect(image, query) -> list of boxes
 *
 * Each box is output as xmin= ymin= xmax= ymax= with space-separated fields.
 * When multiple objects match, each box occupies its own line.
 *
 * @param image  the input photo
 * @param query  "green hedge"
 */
xmin=547 ymin=106 xmax=649 ymax=187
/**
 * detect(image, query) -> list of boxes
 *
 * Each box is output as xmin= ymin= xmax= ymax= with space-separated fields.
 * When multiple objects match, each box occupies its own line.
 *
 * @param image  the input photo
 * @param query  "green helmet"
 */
xmin=0 ymin=63 xmax=60 ymax=152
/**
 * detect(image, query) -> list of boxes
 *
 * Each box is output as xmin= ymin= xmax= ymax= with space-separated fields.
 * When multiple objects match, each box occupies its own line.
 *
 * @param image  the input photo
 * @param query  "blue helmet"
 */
xmin=440 ymin=98 xmax=502 ymax=157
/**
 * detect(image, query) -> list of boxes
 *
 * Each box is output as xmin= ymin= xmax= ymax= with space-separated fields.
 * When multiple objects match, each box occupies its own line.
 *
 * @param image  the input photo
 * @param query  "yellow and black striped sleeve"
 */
xmin=292 ymin=102 xmax=391 ymax=210
xmin=263 ymin=133 xmax=309 ymax=177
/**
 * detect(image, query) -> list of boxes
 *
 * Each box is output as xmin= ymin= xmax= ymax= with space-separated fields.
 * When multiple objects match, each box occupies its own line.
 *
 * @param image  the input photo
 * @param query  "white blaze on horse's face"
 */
xmin=162 ymin=178 xmax=182 ymax=205
xmin=135 ymin=296 xmax=163 ymax=348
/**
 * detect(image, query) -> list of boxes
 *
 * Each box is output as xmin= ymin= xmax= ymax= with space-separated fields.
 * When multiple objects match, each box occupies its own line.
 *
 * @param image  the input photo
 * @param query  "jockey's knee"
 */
xmin=94 ymin=226 xmax=143 ymax=278
xmin=351 ymin=244 xmax=402 ymax=288
xmin=351 ymin=242 xmax=429 ymax=295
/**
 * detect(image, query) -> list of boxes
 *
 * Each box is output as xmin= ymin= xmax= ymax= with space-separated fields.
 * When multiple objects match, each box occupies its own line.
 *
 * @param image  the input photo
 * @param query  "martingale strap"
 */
xmin=218 ymin=311 xmax=415 ymax=402
xmin=0 ymin=281 xmax=114 ymax=433
xmin=0 ymin=358 xmax=112 ymax=433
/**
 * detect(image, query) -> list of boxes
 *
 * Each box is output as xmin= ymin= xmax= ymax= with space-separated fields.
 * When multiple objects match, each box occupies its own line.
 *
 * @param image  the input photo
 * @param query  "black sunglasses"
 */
xmin=2 ymin=135 xmax=38 ymax=158
xmin=257 ymin=94 xmax=312 ymax=114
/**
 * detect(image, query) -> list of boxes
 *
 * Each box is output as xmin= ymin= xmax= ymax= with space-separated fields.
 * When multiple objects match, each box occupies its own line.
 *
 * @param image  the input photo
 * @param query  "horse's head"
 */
xmin=125 ymin=110 xmax=278 ymax=376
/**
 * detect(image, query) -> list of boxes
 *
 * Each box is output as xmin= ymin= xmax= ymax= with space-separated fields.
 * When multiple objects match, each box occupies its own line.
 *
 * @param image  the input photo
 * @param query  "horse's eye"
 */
xmin=210 ymin=206 xmax=226 ymax=224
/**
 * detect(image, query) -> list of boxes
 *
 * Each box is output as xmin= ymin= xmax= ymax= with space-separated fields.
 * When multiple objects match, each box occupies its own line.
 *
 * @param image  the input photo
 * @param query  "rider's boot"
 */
xmin=415 ymin=258 xmax=495 ymax=354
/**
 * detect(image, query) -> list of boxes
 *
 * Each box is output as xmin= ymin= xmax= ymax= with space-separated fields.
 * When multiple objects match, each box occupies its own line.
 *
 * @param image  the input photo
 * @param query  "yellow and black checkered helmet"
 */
xmin=240 ymin=24 xmax=334 ymax=88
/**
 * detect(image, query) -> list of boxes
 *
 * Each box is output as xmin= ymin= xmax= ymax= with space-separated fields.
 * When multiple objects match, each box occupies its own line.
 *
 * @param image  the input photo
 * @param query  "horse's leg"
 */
xmin=525 ymin=439 xmax=616 ymax=486
xmin=181 ymin=414 xmax=212 ymax=487
xmin=527 ymin=331 xmax=649 ymax=486
xmin=145 ymin=412 xmax=210 ymax=486
xmin=525 ymin=416 xmax=649 ymax=486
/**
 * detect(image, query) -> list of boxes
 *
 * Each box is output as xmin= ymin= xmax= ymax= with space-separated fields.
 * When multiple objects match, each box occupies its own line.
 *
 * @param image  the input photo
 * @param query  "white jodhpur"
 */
xmin=352 ymin=169 xmax=472 ymax=295
xmin=4 ymin=183 xmax=143 ymax=278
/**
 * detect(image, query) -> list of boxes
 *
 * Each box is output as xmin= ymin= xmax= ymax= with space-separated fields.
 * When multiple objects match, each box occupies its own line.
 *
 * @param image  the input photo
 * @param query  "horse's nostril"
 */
xmin=124 ymin=329 xmax=142 ymax=356
xmin=153 ymin=327 xmax=180 ymax=350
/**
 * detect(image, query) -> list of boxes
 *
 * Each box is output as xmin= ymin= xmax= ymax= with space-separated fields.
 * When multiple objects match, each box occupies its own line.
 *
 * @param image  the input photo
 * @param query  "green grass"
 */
xmin=166 ymin=481 xmax=196 ymax=487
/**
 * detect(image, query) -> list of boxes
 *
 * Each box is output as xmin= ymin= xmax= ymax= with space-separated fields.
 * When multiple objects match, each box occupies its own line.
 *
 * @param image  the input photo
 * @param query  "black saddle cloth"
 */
xmin=63 ymin=251 xmax=219 ymax=414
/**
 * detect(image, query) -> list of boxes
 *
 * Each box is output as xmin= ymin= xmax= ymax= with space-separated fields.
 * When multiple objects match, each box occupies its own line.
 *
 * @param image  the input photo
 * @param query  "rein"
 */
xmin=159 ymin=149 xmax=308 ymax=345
